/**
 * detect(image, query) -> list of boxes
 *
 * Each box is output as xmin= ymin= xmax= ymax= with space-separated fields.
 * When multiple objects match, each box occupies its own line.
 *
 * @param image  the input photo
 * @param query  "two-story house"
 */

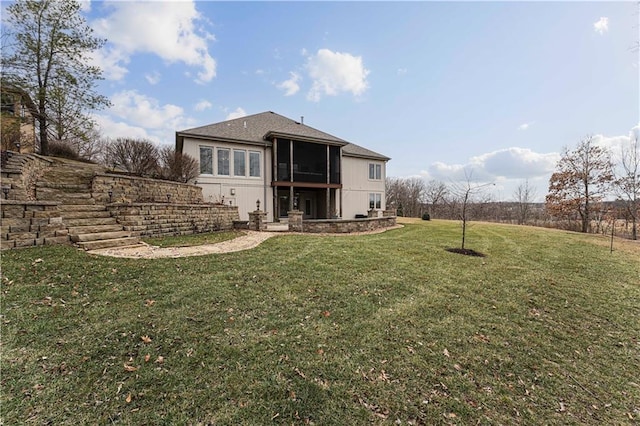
xmin=176 ymin=111 xmax=389 ymax=222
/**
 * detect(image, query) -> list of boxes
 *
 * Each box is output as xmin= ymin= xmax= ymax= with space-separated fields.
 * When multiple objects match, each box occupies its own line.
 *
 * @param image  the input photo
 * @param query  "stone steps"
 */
xmin=59 ymin=204 xmax=106 ymax=212
xmin=77 ymin=237 xmax=141 ymax=251
xmin=65 ymin=217 xmax=118 ymax=227
xmin=68 ymin=224 xmax=124 ymax=236
xmin=73 ymin=230 xmax=132 ymax=242
xmin=61 ymin=210 xmax=112 ymax=219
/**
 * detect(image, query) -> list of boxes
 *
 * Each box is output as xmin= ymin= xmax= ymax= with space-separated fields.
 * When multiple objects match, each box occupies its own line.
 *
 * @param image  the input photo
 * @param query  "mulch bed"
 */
xmin=445 ymin=247 xmax=487 ymax=257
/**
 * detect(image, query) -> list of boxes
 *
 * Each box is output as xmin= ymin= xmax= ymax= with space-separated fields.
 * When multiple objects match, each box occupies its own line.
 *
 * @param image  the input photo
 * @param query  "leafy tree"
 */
xmin=615 ymin=133 xmax=639 ymax=239
xmin=1 ymin=0 xmax=109 ymax=155
xmin=546 ymin=136 xmax=614 ymax=233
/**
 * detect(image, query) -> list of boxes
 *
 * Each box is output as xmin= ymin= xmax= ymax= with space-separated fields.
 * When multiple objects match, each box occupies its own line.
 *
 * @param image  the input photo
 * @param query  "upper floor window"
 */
xmin=369 ymin=163 xmax=381 ymax=180
xmin=199 ymin=147 xmax=213 ymax=174
xmin=217 ymin=148 xmax=230 ymax=176
xmin=234 ymin=150 xmax=246 ymax=176
xmin=249 ymin=151 xmax=261 ymax=177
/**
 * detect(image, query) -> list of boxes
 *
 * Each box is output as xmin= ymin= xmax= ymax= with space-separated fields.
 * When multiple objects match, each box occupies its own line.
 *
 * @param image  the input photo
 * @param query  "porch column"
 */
xmin=326 ymin=145 xmax=331 ymax=219
xmin=339 ymin=148 xmax=343 ymax=218
xmin=272 ymin=139 xmax=278 ymax=221
xmin=326 ymin=188 xmax=330 ymax=219
xmin=289 ymin=140 xmax=294 ymax=211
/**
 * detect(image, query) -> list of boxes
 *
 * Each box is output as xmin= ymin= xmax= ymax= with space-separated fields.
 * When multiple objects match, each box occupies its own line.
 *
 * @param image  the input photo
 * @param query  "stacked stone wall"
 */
xmin=107 ymin=203 xmax=239 ymax=237
xmin=0 ymin=200 xmax=69 ymax=249
xmin=296 ymin=216 xmax=396 ymax=233
xmin=92 ymin=173 xmax=203 ymax=204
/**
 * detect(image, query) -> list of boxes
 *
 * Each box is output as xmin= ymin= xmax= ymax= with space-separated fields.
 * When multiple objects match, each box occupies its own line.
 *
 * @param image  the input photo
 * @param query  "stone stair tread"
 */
xmin=65 ymin=217 xmax=117 ymax=227
xmin=78 ymin=237 xmax=140 ymax=251
xmin=74 ymin=230 xmax=131 ymax=242
xmin=61 ymin=210 xmax=112 ymax=219
xmin=59 ymin=204 xmax=106 ymax=212
xmin=68 ymin=224 xmax=123 ymax=235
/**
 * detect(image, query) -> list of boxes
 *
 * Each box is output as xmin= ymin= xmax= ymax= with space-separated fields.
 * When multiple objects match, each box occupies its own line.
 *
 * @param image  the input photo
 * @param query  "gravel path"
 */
xmin=88 ymin=225 xmax=402 ymax=259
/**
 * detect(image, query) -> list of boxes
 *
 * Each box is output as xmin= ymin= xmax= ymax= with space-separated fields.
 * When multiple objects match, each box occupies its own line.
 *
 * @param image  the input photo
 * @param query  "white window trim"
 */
xmin=199 ymin=146 xmax=214 ymax=176
xmin=249 ymin=150 xmax=261 ymax=178
xmin=233 ymin=149 xmax=246 ymax=177
xmin=217 ymin=148 xmax=230 ymax=176
xmin=368 ymin=163 xmax=382 ymax=181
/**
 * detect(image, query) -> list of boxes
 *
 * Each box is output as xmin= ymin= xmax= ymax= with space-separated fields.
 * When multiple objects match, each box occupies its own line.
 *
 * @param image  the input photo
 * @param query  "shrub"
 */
xmin=48 ymin=140 xmax=80 ymax=160
xmin=422 ymin=212 xmax=431 ymax=221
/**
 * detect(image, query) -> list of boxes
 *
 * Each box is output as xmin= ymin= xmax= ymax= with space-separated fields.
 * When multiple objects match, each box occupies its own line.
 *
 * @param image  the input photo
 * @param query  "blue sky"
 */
xmin=77 ymin=1 xmax=638 ymax=200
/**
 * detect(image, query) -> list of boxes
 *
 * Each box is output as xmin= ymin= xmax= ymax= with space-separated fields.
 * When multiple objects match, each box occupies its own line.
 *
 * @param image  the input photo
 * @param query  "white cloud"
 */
xmin=594 ymin=17 xmax=609 ymax=35
xmin=194 ymin=100 xmax=213 ymax=112
xmin=79 ymin=1 xmax=91 ymax=12
xmin=92 ymin=1 xmax=216 ymax=83
xmin=98 ymin=90 xmax=195 ymax=144
xmin=426 ymin=147 xmax=560 ymax=183
xmin=145 ymin=71 xmax=161 ymax=85
xmin=277 ymin=72 xmax=301 ymax=96
xmin=90 ymin=48 xmax=129 ymax=81
xmin=94 ymin=114 xmax=152 ymax=141
xmin=226 ymin=107 xmax=247 ymax=120
xmin=397 ymin=68 xmax=408 ymax=76
xmin=305 ymin=49 xmax=370 ymax=102
xmin=518 ymin=122 xmax=534 ymax=130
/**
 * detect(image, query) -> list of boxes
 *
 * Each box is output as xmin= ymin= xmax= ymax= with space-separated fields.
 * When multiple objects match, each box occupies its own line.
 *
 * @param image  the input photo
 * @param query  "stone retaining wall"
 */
xmin=296 ymin=216 xmax=396 ymax=233
xmin=107 ymin=203 xmax=239 ymax=237
xmin=92 ymin=173 xmax=203 ymax=204
xmin=0 ymin=200 xmax=69 ymax=249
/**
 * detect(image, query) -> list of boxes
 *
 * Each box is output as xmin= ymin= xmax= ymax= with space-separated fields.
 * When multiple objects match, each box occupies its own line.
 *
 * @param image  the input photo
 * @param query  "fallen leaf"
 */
xmin=123 ymin=364 xmax=138 ymax=372
xmin=126 ymin=393 xmax=132 ymax=403
xmin=144 ymin=354 xmax=151 ymax=362
xmin=454 ymin=364 xmax=462 ymax=371
xmin=322 ymin=311 xmax=331 ymax=317
xmin=141 ymin=335 xmax=152 ymax=343
xmin=155 ymin=356 xmax=164 ymax=364
xmin=144 ymin=299 xmax=155 ymax=307
xmin=443 ymin=348 xmax=450 ymax=358
xmin=317 ymin=349 xmax=324 ymax=355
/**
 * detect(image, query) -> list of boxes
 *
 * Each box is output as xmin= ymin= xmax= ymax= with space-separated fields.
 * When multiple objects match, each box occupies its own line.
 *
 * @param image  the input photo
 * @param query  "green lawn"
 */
xmin=1 ymin=220 xmax=639 ymax=425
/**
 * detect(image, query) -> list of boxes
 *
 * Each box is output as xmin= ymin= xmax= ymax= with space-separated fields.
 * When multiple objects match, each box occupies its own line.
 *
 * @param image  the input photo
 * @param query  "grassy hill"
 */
xmin=1 ymin=219 xmax=638 ymax=424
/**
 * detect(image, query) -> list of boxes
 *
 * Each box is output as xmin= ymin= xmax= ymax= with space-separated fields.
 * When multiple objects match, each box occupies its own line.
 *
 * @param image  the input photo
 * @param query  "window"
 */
xmin=249 ymin=151 xmax=261 ymax=177
xmin=369 ymin=163 xmax=381 ymax=180
xmin=217 ymin=148 xmax=230 ymax=176
xmin=234 ymin=150 xmax=246 ymax=176
xmin=369 ymin=193 xmax=382 ymax=210
xmin=199 ymin=147 xmax=213 ymax=174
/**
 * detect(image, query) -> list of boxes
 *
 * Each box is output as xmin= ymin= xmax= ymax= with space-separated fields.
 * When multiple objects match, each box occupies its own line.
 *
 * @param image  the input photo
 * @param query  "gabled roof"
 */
xmin=176 ymin=111 xmax=389 ymax=161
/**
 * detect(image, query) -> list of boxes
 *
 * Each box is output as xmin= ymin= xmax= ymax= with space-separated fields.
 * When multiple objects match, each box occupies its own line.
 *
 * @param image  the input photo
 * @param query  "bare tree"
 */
xmin=513 ymin=179 xmax=538 ymax=225
xmin=450 ymin=171 xmax=495 ymax=249
xmin=546 ymin=136 xmax=614 ymax=233
xmin=615 ymin=132 xmax=639 ymax=239
xmin=105 ymin=138 xmax=159 ymax=177
xmin=158 ymin=146 xmax=199 ymax=183
xmin=424 ymin=180 xmax=449 ymax=218
xmin=385 ymin=177 xmax=426 ymax=217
